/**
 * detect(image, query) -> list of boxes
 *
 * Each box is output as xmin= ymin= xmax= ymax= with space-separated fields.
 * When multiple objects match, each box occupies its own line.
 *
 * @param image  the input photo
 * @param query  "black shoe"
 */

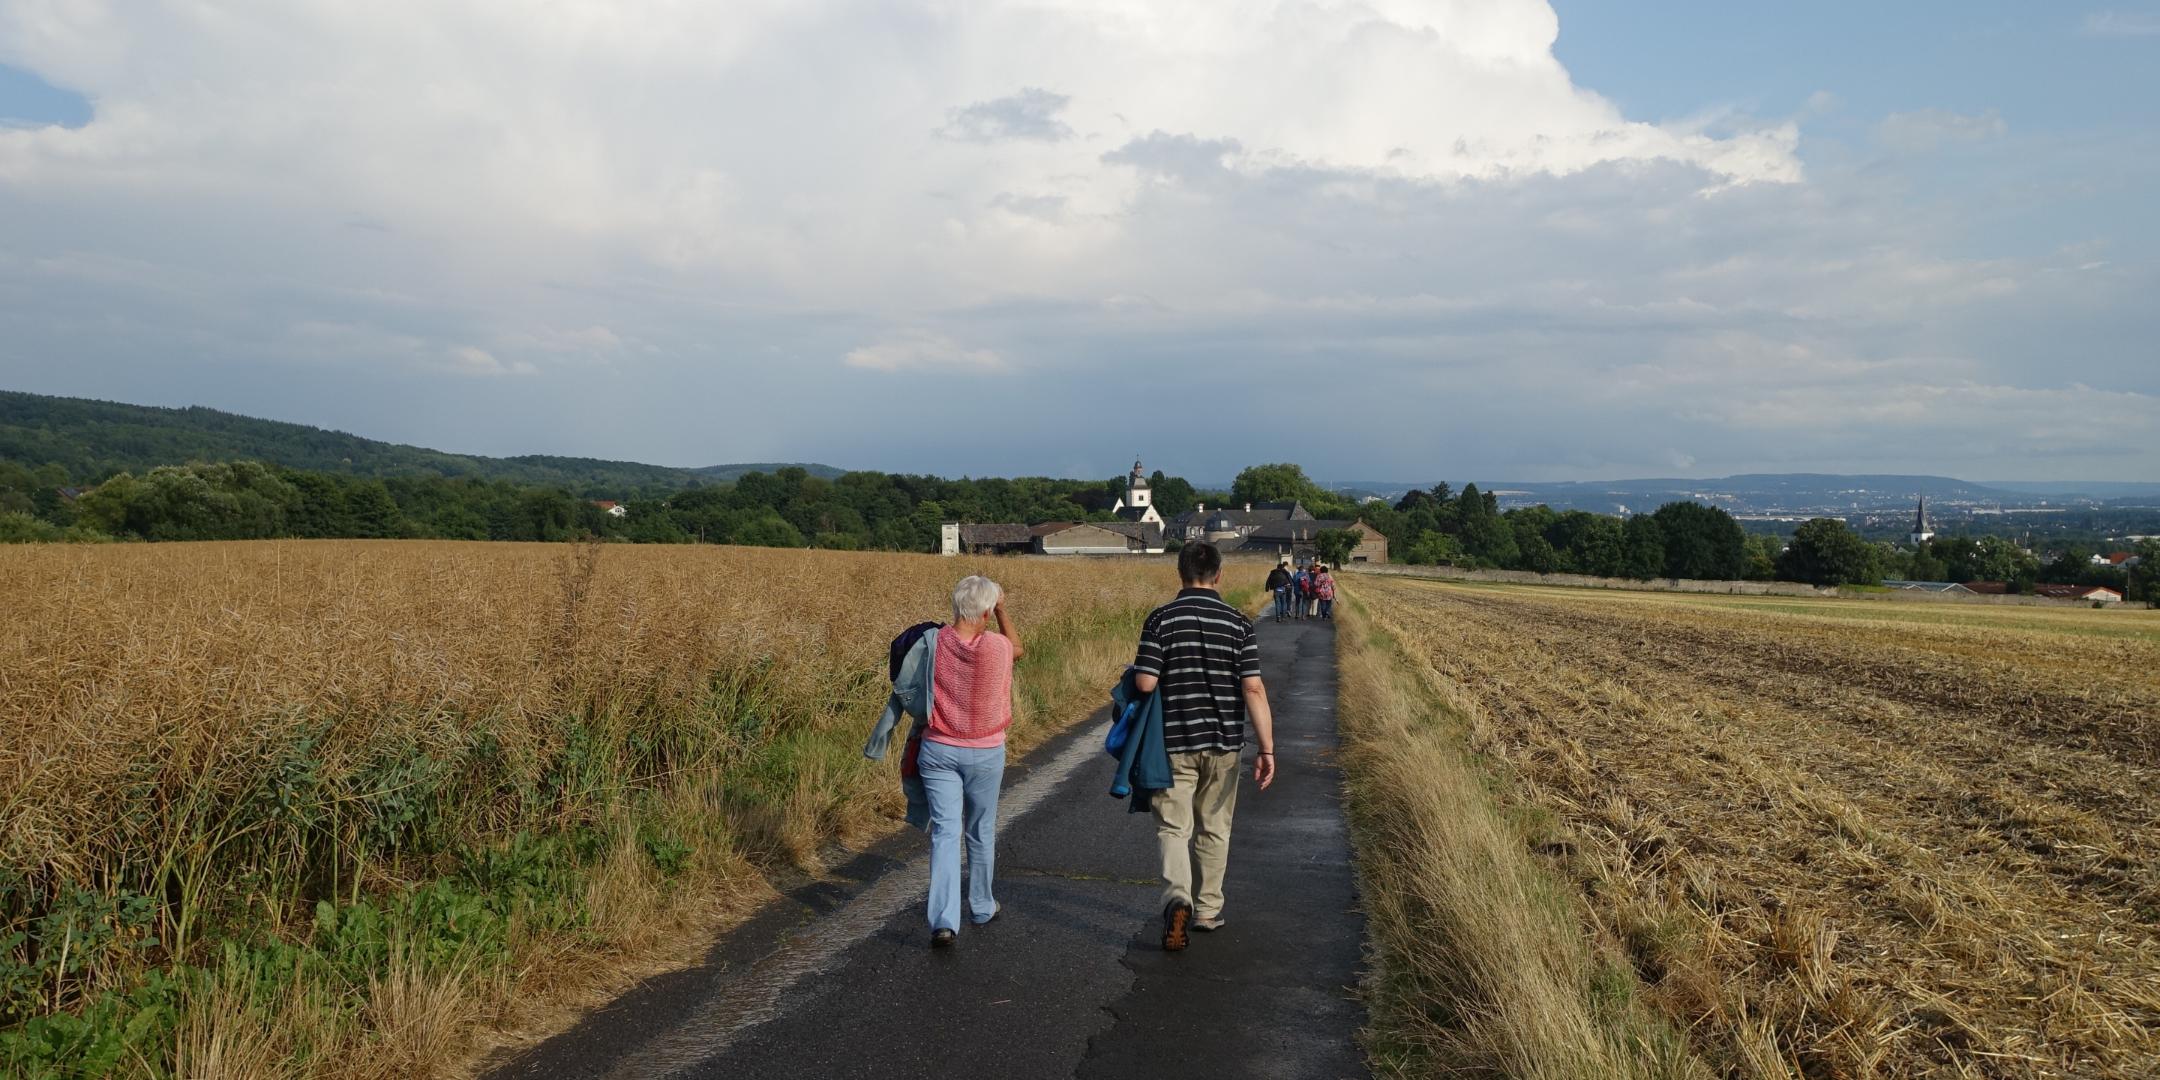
xmin=1162 ymin=901 xmax=1191 ymax=952
xmin=931 ymin=928 xmax=956 ymax=949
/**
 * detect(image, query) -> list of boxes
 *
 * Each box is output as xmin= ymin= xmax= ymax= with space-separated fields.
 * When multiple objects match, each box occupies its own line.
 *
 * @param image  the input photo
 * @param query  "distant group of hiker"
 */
xmin=1265 ymin=559 xmax=1335 ymax=622
xmin=866 ymin=541 xmax=1279 ymax=951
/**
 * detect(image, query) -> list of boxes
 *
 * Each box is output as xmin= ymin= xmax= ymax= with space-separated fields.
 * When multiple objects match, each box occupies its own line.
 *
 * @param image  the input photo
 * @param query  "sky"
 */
xmin=1 ymin=1 xmax=2155 ymax=484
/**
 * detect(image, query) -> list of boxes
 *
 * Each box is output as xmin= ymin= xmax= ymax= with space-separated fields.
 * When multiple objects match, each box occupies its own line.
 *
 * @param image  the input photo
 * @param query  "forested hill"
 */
xmin=0 ymin=390 xmax=838 ymax=493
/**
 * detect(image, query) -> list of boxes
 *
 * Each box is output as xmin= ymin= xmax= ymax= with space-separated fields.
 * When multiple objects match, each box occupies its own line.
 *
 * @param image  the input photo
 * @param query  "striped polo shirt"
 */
xmin=1132 ymin=588 xmax=1263 ymax=753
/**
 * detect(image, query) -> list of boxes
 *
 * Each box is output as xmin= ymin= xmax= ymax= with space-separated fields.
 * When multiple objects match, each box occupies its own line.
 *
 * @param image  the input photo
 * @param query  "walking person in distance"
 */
xmin=919 ymin=575 xmax=1023 ymax=947
xmin=1312 ymin=563 xmax=1336 ymax=620
xmin=1129 ymin=542 xmax=1277 ymax=951
xmin=1265 ymin=560 xmax=1293 ymax=623
xmin=1290 ymin=562 xmax=1310 ymax=620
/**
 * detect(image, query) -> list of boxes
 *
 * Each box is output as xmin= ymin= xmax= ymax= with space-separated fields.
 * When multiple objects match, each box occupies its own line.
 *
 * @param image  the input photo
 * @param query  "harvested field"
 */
xmin=1353 ymin=576 xmax=2160 ymax=1079
xmin=0 ymin=540 xmax=1254 ymax=1077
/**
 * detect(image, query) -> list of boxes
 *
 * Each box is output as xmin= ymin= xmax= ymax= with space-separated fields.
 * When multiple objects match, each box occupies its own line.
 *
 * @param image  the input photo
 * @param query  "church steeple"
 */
xmin=1909 ymin=495 xmax=1934 ymax=546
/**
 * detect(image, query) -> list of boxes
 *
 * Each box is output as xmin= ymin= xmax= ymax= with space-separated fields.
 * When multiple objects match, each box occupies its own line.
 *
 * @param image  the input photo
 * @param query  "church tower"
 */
xmin=1909 ymin=495 xmax=1934 ymax=547
xmin=1112 ymin=457 xmax=1164 ymax=526
xmin=1125 ymin=458 xmax=1151 ymax=512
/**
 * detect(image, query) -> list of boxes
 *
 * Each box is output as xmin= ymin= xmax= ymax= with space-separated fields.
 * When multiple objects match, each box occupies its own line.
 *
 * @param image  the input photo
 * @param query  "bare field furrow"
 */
xmin=1358 ymin=576 xmax=2160 ymax=1080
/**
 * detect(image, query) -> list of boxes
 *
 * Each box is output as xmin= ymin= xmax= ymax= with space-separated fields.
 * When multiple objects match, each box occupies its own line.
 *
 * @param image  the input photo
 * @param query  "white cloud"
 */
xmin=843 ymin=333 xmax=1007 ymax=373
xmin=446 ymin=346 xmax=535 ymax=377
xmin=0 ymin=1 xmax=2148 ymax=479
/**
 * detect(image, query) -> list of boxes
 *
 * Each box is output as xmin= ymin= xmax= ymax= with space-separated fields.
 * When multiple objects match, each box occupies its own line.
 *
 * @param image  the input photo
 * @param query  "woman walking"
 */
xmin=919 ymin=575 xmax=1023 ymax=947
xmin=1313 ymin=564 xmax=1336 ymax=619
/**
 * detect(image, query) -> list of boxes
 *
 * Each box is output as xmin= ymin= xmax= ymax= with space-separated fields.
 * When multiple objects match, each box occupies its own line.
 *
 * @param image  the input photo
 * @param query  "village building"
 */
xmin=592 ymin=500 xmax=627 ymax=518
xmin=939 ymin=523 xmax=1033 ymax=556
xmin=1032 ymin=520 xmax=1166 ymax=555
xmin=1167 ymin=500 xmax=1314 ymax=543
xmin=1880 ymin=580 xmax=1976 ymax=595
xmin=1109 ymin=459 xmax=1165 ymax=528
xmin=1908 ymin=495 xmax=1933 ymax=546
xmin=1224 ymin=519 xmax=1390 ymax=564
xmin=2033 ymin=583 xmax=2124 ymax=603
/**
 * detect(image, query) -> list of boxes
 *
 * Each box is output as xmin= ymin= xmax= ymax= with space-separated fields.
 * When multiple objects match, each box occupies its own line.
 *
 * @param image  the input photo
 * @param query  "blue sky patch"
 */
xmin=0 ymin=63 xmax=92 ymax=128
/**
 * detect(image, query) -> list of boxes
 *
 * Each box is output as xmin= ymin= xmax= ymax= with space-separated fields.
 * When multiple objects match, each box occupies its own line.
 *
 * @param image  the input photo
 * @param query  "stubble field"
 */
xmin=1347 ymin=576 xmax=2159 ymax=1079
xmin=0 ymin=540 xmax=1252 ymax=1078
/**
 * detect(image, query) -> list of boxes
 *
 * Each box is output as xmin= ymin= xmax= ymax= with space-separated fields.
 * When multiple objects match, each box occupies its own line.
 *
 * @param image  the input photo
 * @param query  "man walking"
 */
xmin=1265 ymin=560 xmax=1293 ymax=623
xmin=1130 ymin=541 xmax=1277 ymax=951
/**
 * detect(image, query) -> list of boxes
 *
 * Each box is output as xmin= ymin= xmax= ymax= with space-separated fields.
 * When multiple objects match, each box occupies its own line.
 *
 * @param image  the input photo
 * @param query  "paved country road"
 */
xmin=487 ymin=616 xmax=1367 ymax=1080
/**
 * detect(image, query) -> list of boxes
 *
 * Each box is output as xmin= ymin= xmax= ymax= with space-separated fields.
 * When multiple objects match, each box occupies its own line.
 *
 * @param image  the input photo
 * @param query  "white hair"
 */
xmin=951 ymin=575 xmax=1002 ymax=622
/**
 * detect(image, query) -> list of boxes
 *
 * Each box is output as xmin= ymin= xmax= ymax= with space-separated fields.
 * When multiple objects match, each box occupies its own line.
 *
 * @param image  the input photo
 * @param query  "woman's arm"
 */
xmin=994 ymin=597 xmax=1025 ymax=660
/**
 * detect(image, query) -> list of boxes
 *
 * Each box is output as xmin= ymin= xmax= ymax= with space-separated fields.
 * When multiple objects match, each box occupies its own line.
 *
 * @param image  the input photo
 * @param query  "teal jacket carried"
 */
xmin=1108 ymin=667 xmax=1172 ymax=813
xmin=864 ymin=627 xmax=937 ymax=830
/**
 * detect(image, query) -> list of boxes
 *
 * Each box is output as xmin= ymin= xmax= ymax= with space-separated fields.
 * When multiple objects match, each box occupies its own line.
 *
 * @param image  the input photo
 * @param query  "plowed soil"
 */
xmin=1358 ymin=577 xmax=2160 ymax=1079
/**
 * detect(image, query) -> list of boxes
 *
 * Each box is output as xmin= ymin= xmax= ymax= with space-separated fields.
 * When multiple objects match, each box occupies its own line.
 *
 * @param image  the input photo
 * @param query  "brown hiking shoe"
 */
xmin=1162 ymin=901 xmax=1191 ymax=952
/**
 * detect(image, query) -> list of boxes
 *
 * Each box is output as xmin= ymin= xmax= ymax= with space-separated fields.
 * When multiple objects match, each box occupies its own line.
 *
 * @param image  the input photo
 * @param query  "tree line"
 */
xmin=5 ymin=457 xmax=2153 ymax=603
xmin=0 ymin=459 xmax=1215 ymax=550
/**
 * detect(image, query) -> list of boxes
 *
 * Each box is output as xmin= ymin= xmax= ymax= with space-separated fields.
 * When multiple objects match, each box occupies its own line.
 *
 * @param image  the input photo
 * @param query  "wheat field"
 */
xmin=1347 ymin=576 xmax=2160 ymax=1079
xmin=0 ymin=540 xmax=1252 ymax=1077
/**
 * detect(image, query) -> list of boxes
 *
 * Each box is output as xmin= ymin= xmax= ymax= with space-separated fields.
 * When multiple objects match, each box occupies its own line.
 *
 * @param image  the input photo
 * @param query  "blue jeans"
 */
xmin=1273 ymin=588 xmax=1291 ymax=617
xmin=1319 ymin=598 xmax=1333 ymax=618
xmin=917 ymin=738 xmax=1006 ymax=932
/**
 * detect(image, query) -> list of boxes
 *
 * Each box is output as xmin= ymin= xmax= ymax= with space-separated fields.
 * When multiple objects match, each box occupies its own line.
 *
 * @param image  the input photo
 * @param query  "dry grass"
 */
xmin=0 ymin=540 xmax=1255 ymax=1077
xmin=1352 ymin=575 xmax=2160 ymax=1079
xmin=1335 ymin=594 xmax=1703 ymax=1080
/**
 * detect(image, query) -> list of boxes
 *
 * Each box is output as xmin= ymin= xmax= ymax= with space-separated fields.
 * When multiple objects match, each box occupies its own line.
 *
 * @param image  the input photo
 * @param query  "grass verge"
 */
xmin=1334 ymin=591 xmax=1704 ymax=1079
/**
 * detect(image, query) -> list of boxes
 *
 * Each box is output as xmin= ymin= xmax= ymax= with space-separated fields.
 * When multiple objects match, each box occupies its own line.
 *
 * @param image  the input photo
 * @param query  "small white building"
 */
xmin=1110 ymin=459 xmax=1165 ymax=528
xmin=1908 ymin=495 xmax=1933 ymax=546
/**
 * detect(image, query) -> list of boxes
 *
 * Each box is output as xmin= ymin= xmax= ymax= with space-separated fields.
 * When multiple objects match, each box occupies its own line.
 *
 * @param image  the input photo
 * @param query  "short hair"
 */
xmin=1178 ymin=541 xmax=1223 ymax=584
xmin=951 ymin=575 xmax=1002 ymax=621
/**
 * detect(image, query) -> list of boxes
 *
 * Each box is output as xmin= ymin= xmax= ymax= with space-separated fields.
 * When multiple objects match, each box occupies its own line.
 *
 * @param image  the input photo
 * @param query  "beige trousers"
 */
xmin=1152 ymin=748 xmax=1243 ymax=919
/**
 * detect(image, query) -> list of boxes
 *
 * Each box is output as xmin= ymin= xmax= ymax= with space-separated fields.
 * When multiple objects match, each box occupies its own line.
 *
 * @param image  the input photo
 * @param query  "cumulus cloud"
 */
xmin=843 ymin=333 xmax=1007 ymax=373
xmin=0 ymin=1 xmax=2147 ymax=478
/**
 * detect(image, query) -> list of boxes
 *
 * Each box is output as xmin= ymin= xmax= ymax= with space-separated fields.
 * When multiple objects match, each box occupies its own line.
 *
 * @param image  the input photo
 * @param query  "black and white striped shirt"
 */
xmin=1132 ymin=588 xmax=1263 ymax=753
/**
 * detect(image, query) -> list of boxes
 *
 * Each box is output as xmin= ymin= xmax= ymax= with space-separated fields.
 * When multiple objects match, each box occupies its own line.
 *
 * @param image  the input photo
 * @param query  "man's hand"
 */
xmin=1253 ymin=751 xmax=1276 ymax=790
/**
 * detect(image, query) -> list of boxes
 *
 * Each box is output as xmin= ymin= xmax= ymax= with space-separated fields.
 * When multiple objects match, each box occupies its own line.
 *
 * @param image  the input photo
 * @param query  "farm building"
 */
xmin=1222 ymin=519 xmax=1389 ymax=564
xmin=2033 ymin=584 xmax=2123 ymax=603
xmin=1034 ymin=521 xmax=1166 ymax=555
xmin=939 ymin=523 xmax=1033 ymax=556
xmin=938 ymin=520 xmax=1163 ymax=555
xmin=1880 ymin=580 xmax=1976 ymax=595
xmin=1167 ymin=500 xmax=1315 ymax=543
xmin=591 ymin=500 xmax=627 ymax=518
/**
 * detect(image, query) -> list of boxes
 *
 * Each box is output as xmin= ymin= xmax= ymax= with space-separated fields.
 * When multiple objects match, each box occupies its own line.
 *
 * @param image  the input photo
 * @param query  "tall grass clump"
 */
xmin=0 ymin=540 xmax=1255 ymax=1077
xmin=1333 ymin=592 xmax=1703 ymax=1080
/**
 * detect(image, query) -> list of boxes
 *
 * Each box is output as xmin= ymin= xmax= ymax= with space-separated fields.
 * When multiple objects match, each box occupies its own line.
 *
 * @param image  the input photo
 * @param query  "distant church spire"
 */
xmin=1909 ymin=495 xmax=1934 ymax=546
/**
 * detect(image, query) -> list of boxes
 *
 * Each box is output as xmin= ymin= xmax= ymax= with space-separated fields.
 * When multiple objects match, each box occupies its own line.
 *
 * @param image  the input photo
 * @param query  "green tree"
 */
xmin=1404 ymin=530 xmax=1463 ymax=565
xmin=1776 ymin=518 xmax=1879 ymax=586
xmin=1148 ymin=471 xmax=1200 ymax=517
xmin=733 ymin=514 xmax=805 ymax=548
xmin=1649 ymin=501 xmax=1748 ymax=581
xmin=2127 ymin=540 xmax=2160 ymax=603
xmin=1619 ymin=515 xmax=1666 ymax=580
xmin=1313 ymin=529 xmax=1360 ymax=567
xmin=1231 ymin=463 xmax=1326 ymax=507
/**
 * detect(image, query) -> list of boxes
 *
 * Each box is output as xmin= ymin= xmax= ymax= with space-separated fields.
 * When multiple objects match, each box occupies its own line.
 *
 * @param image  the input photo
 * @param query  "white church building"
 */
xmin=1111 ymin=458 xmax=1165 ymax=528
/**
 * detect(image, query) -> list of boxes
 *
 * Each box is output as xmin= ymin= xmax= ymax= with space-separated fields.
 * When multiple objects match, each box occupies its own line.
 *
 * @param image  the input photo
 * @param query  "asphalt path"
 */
xmin=488 ymin=613 xmax=1366 ymax=1080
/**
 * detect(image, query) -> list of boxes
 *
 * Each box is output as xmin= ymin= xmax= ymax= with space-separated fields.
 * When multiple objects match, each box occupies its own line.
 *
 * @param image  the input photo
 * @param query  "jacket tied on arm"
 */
xmin=1108 ymin=666 xmax=1172 ymax=813
xmin=864 ymin=627 xmax=937 ymax=830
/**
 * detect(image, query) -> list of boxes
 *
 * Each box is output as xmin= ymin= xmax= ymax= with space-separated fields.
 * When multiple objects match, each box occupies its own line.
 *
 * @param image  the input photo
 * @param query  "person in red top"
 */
xmin=920 ymin=574 xmax=1024 ymax=947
